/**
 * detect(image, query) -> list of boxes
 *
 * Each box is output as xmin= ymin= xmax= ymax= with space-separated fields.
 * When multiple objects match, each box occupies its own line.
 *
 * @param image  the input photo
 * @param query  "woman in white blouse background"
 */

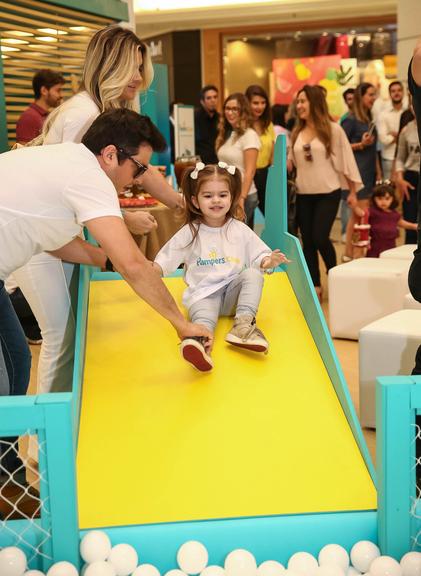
xmin=216 ymin=93 xmax=260 ymax=226
xmin=288 ymin=85 xmax=362 ymax=302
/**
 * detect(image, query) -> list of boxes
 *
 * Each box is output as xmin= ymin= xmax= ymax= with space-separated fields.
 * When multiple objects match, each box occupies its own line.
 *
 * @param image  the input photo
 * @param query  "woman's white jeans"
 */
xmin=11 ymin=252 xmax=76 ymax=460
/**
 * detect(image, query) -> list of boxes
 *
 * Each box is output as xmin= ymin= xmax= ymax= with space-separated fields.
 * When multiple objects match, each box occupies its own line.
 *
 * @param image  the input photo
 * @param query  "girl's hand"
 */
xmin=361 ymin=132 xmax=375 ymax=147
xmin=261 ymin=249 xmax=291 ymax=270
xmin=347 ymin=192 xmax=357 ymax=207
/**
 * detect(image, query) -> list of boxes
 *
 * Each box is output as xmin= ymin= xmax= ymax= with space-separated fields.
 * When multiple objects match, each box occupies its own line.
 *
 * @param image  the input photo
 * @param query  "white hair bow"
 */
xmin=190 ymin=162 xmax=205 ymax=180
xmin=218 ymin=161 xmax=236 ymax=175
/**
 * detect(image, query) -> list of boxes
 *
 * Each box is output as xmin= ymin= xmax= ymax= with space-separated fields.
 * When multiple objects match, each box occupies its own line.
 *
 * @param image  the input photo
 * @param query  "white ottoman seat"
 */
xmin=379 ymin=244 xmax=416 ymax=260
xmin=328 ymin=258 xmax=410 ymax=340
xmin=403 ymin=292 xmax=421 ymax=310
xmin=359 ymin=310 xmax=421 ymax=428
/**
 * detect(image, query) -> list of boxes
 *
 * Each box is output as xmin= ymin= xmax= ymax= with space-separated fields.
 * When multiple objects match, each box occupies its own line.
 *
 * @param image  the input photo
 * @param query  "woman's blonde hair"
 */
xmin=215 ymin=93 xmax=253 ymax=150
xmin=181 ymin=164 xmax=243 ymax=242
xmin=352 ymin=82 xmax=375 ymax=124
xmin=35 ymin=25 xmax=153 ymax=144
xmin=291 ymin=85 xmax=332 ymax=156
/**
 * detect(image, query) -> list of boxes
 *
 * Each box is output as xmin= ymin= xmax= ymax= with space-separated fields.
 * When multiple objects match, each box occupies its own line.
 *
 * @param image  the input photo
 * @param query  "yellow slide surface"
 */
xmin=77 ymin=273 xmax=376 ymax=529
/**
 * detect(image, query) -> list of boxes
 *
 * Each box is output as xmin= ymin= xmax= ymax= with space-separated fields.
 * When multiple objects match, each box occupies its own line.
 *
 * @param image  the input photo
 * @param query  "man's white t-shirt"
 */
xmin=155 ymin=218 xmax=271 ymax=308
xmin=44 ymin=91 xmax=100 ymax=145
xmin=217 ymin=128 xmax=261 ymax=196
xmin=0 ymin=142 xmax=122 ymax=279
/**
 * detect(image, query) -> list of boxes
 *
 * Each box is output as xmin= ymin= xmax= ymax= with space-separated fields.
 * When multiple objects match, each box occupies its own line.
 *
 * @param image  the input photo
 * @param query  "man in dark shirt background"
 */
xmin=16 ymin=69 xmax=65 ymax=144
xmin=194 ymin=84 xmax=219 ymax=164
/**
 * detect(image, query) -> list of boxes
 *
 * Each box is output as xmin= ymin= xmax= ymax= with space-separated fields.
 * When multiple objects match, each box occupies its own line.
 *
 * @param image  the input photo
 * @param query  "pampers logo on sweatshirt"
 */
xmin=196 ymin=248 xmax=240 ymax=267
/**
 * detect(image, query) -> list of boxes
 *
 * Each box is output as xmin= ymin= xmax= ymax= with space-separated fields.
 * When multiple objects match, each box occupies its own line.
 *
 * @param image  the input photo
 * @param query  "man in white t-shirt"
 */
xmin=0 ymin=109 xmax=212 ymax=475
xmin=377 ymin=81 xmax=406 ymax=179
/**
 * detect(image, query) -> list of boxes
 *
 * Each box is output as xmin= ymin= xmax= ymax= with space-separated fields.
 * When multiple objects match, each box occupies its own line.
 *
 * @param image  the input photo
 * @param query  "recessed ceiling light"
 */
xmin=37 ymin=28 xmax=67 ymax=35
xmin=35 ymin=36 xmax=58 ymax=42
xmin=4 ymin=30 xmax=33 ymax=37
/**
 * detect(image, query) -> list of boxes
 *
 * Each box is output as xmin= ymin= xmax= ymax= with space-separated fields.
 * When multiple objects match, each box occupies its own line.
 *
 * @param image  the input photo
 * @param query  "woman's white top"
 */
xmin=289 ymin=122 xmax=363 ymax=194
xmin=217 ymin=128 xmax=261 ymax=196
xmin=0 ymin=143 xmax=122 ymax=279
xmin=155 ymin=218 xmax=271 ymax=308
xmin=44 ymin=91 xmax=100 ymax=144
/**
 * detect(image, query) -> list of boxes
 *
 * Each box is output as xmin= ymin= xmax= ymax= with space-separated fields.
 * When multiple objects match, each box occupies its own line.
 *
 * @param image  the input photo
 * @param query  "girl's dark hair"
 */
xmin=291 ymin=85 xmax=332 ymax=156
xmin=352 ymin=82 xmax=375 ymax=124
xmin=271 ymin=104 xmax=288 ymax=128
xmin=216 ymin=93 xmax=253 ymax=150
xmin=245 ymin=84 xmax=271 ymax=131
xmin=371 ymin=181 xmax=398 ymax=210
xmin=180 ymin=164 xmax=243 ymax=242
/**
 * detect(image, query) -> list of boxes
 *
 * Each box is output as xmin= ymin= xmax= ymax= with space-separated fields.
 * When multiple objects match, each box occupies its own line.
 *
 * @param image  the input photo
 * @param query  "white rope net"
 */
xmin=0 ymin=432 xmax=52 ymax=563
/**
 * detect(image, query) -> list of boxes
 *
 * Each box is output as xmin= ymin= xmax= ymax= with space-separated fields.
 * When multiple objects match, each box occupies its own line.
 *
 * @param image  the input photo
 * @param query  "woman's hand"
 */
xmin=261 ymin=249 xmax=291 ymax=270
xmin=347 ymin=191 xmax=358 ymax=207
xmin=361 ymin=132 xmax=375 ymax=147
xmin=123 ymin=210 xmax=158 ymax=235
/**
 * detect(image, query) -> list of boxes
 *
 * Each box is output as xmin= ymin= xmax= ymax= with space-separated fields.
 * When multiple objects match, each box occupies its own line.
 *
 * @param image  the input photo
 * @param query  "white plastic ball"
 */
xmin=24 ymin=572 xmax=45 ymax=576
xmin=164 ymin=571 xmax=187 ymax=576
xmin=315 ymin=566 xmax=345 ymax=576
xmin=370 ymin=556 xmax=402 ymax=576
xmin=258 ymin=560 xmax=286 ymax=575
xmin=0 ymin=547 xmax=28 ymax=576
xmin=177 ymin=541 xmax=209 ymax=574
xmin=200 ymin=567 xmax=225 ymax=576
xmin=347 ymin=569 xmax=361 ymax=576
xmin=46 ymin=562 xmax=79 ymax=576
xmin=132 ymin=565 xmax=161 ymax=576
xmin=108 ymin=544 xmax=138 ymax=576
xmin=400 ymin=552 xmax=421 ymax=576
xmin=350 ymin=542 xmax=380 ymax=574
xmin=224 ymin=549 xmax=257 ymax=576
xmin=288 ymin=552 xmax=318 ymax=576
xmin=319 ymin=545 xmax=349 ymax=572
xmin=84 ymin=561 xmax=117 ymax=576
xmin=80 ymin=531 xmax=112 ymax=564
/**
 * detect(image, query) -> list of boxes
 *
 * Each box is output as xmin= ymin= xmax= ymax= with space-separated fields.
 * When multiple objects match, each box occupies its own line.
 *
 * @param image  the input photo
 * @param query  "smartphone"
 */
xmin=367 ymin=121 xmax=376 ymax=138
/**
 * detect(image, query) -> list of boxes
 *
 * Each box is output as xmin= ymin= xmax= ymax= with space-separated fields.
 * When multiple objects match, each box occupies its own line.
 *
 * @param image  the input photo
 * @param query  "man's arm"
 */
xmin=47 ymin=237 xmax=106 ymax=267
xmin=412 ymin=39 xmax=421 ymax=86
xmin=84 ymin=216 xmax=212 ymax=344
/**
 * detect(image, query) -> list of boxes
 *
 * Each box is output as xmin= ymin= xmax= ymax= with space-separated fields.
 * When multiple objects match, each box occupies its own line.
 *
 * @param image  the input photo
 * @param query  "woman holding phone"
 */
xmin=342 ymin=82 xmax=382 ymax=260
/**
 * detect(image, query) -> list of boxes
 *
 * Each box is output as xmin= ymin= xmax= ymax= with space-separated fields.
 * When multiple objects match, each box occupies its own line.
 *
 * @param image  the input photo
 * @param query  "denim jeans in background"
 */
xmin=0 ymin=279 xmax=31 ymax=476
xmin=244 ymin=192 xmax=259 ymax=230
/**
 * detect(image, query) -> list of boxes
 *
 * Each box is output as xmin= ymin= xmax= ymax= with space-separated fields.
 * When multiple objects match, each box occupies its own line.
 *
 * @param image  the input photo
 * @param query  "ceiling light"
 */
xmin=4 ymin=30 xmax=33 ymax=37
xmin=242 ymin=37 xmax=248 ymax=42
xmin=1 ymin=38 xmax=29 ymax=44
xmin=69 ymin=26 xmax=91 ymax=31
xmin=0 ymin=46 xmax=20 ymax=52
xmin=35 ymin=36 xmax=58 ymax=42
xmin=37 ymin=28 xmax=67 ymax=35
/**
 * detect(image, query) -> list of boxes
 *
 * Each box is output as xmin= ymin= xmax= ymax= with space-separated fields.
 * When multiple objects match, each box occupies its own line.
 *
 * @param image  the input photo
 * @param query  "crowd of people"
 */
xmin=1 ymin=22 xmax=421 ymax=488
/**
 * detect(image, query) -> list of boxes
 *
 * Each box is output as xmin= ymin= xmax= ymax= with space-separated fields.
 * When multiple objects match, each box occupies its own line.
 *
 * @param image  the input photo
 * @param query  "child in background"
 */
xmin=352 ymin=181 xmax=417 ymax=258
xmin=154 ymin=162 xmax=290 ymax=372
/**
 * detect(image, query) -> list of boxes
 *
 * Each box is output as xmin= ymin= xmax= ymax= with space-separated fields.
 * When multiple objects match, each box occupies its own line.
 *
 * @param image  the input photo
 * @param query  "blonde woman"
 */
xmin=216 ymin=93 xmax=260 ymax=226
xmin=288 ymin=85 xmax=362 ymax=301
xmin=12 ymin=25 xmax=181 ymax=408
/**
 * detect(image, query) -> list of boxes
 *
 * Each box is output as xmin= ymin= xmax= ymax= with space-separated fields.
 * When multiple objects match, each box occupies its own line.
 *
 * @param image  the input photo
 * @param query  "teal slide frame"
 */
xmin=0 ymin=136 xmax=382 ymax=571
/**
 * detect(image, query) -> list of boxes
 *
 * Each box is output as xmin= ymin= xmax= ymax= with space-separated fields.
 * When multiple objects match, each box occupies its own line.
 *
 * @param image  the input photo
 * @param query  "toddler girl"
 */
xmin=352 ymin=181 xmax=417 ymax=258
xmin=154 ymin=162 xmax=289 ymax=372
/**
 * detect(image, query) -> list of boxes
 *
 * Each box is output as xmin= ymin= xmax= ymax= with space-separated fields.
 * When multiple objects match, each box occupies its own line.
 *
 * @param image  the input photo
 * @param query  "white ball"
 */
xmin=80 ymin=531 xmax=112 ymax=564
xmin=84 ymin=561 xmax=117 ymax=576
xmin=200 ymin=567 xmax=225 ymax=576
xmin=258 ymin=560 xmax=286 ymax=575
xmin=177 ymin=541 xmax=209 ymax=574
xmin=315 ymin=567 xmax=345 ymax=576
xmin=108 ymin=544 xmax=138 ymax=576
xmin=0 ymin=547 xmax=28 ymax=576
xmin=288 ymin=552 xmax=318 ymax=576
xmin=224 ymin=549 xmax=257 ymax=576
xmin=132 ymin=565 xmax=161 ymax=576
xmin=24 ymin=572 xmax=45 ymax=576
xmin=46 ymin=562 xmax=79 ymax=576
xmin=401 ymin=552 xmax=421 ymax=576
xmin=347 ymin=569 xmax=361 ymax=576
xmin=164 ymin=571 xmax=187 ymax=576
xmin=319 ymin=545 xmax=349 ymax=572
xmin=370 ymin=556 xmax=402 ymax=576
xmin=350 ymin=542 xmax=380 ymax=574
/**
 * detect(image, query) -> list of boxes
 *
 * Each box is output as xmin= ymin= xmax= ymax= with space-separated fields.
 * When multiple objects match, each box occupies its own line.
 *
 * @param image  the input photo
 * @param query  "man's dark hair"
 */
xmin=342 ymin=88 xmax=355 ymax=102
xmin=32 ymin=69 xmax=65 ymax=99
xmin=200 ymin=84 xmax=218 ymax=100
xmin=388 ymin=80 xmax=403 ymax=94
xmin=81 ymin=109 xmax=167 ymax=160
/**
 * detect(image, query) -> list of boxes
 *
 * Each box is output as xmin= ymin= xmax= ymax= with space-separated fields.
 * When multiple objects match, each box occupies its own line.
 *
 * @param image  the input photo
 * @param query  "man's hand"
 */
xmin=123 ymin=210 xmax=158 ymax=235
xmin=261 ymin=249 xmax=291 ymax=270
xmin=176 ymin=321 xmax=214 ymax=352
xmin=397 ymin=178 xmax=415 ymax=201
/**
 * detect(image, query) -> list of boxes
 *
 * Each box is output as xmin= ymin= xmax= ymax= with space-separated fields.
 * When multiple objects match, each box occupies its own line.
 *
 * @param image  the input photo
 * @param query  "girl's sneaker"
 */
xmin=225 ymin=315 xmax=268 ymax=353
xmin=180 ymin=337 xmax=213 ymax=372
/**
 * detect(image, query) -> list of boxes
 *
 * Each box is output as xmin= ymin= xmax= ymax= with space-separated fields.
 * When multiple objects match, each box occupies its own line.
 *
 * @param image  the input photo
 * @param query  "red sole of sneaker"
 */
xmin=227 ymin=341 xmax=268 ymax=353
xmin=182 ymin=344 xmax=213 ymax=372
